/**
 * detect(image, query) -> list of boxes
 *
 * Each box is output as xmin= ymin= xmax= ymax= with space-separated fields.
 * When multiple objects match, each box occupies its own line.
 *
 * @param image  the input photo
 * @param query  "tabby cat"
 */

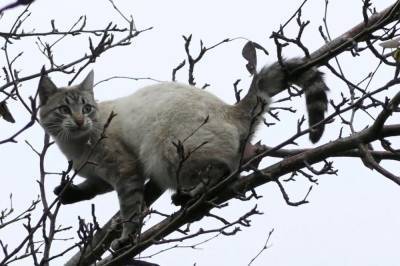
xmin=38 ymin=58 xmax=328 ymax=249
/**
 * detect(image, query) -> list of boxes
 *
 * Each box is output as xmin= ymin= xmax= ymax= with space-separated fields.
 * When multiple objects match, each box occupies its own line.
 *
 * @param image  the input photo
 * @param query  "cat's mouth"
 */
xmin=72 ymin=126 xmax=90 ymax=133
xmin=67 ymin=125 xmax=92 ymax=137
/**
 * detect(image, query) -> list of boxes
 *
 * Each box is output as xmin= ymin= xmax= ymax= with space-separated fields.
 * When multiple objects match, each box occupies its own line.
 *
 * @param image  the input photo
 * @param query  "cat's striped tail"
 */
xmin=237 ymin=58 xmax=329 ymax=143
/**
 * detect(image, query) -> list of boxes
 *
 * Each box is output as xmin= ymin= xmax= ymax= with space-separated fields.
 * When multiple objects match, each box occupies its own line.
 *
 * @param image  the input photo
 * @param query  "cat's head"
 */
xmin=38 ymin=71 xmax=100 ymax=141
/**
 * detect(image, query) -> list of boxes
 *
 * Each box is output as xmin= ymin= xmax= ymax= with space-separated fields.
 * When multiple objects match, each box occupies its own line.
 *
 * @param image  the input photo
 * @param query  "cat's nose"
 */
xmin=73 ymin=114 xmax=84 ymax=127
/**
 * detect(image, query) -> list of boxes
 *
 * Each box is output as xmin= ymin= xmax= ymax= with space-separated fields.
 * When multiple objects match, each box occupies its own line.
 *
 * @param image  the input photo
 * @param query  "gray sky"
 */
xmin=0 ymin=0 xmax=399 ymax=265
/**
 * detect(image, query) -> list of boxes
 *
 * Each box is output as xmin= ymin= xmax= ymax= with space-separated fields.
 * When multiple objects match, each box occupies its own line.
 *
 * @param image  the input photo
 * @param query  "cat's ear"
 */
xmin=80 ymin=70 xmax=94 ymax=93
xmin=38 ymin=74 xmax=58 ymax=105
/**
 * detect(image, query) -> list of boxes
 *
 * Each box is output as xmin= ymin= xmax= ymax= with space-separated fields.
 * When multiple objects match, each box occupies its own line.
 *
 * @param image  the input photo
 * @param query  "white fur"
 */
xmin=98 ymin=82 xmax=241 ymax=189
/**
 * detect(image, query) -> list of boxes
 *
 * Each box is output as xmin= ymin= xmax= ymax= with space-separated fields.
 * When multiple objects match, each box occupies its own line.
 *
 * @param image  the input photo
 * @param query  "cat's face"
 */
xmin=38 ymin=71 xmax=100 ymax=141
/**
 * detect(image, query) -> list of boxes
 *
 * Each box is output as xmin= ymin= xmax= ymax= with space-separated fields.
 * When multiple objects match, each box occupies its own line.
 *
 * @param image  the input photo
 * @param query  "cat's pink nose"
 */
xmin=75 ymin=119 xmax=84 ymax=127
xmin=73 ymin=114 xmax=84 ymax=127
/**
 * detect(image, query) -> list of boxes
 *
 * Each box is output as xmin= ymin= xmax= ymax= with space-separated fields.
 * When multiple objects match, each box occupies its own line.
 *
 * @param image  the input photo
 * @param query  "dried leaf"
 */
xmin=0 ymin=0 xmax=36 ymax=13
xmin=393 ymin=48 xmax=400 ymax=62
xmin=380 ymin=37 xmax=400 ymax=49
xmin=0 ymin=101 xmax=15 ymax=123
xmin=252 ymin=42 xmax=269 ymax=55
xmin=242 ymin=41 xmax=269 ymax=75
xmin=242 ymin=41 xmax=257 ymax=74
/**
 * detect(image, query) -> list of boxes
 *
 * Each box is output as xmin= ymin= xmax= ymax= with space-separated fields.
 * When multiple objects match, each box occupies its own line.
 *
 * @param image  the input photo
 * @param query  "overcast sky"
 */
xmin=0 ymin=0 xmax=399 ymax=265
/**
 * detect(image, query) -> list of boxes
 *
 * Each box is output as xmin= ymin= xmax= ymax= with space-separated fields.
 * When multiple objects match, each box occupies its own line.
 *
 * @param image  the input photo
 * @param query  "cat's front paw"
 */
xmin=111 ymin=236 xmax=132 ymax=251
xmin=171 ymin=190 xmax=194 ymax=206
xmin=53 ymin=182 xmax=82 ymax=204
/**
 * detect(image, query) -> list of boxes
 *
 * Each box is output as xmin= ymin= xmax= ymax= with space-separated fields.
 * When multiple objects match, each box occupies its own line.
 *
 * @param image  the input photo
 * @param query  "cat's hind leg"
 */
xmin=171 ymin=160 xmax=231 ymax=206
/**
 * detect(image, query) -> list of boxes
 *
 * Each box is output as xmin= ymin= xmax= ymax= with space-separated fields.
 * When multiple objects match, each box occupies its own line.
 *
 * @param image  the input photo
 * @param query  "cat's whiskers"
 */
xmin=56 ymin=128 xmax=68 ymax=141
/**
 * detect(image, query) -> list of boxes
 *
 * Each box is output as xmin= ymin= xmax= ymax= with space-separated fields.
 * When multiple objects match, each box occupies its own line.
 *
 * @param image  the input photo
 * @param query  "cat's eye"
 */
xmin=58 ymin=105 xmax=70 ymax=115
xmin=82 ymin=104 xmax=93 ymax=114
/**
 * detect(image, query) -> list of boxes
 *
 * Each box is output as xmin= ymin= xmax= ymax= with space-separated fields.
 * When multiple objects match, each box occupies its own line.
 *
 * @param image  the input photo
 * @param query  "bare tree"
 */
xmin=1 ymin=0 xmax=400 ymax=265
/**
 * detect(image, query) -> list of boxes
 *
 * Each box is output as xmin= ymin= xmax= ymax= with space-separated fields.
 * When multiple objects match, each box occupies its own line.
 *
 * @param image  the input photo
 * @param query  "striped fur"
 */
xmin=253 ymin=58 xmax=329 ymax=143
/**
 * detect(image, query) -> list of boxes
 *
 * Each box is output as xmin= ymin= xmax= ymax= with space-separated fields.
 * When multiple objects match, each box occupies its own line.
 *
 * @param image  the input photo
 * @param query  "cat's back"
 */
xmin=121 ymin=82 xmax=227 ymax=110
xmin=99 ymin=82 xmax=231 ymax=133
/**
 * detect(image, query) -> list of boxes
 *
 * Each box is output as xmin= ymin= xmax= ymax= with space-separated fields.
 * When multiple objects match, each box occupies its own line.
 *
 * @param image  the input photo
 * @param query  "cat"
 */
xmin=38 ymin=58 xmax=328 ymax=250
